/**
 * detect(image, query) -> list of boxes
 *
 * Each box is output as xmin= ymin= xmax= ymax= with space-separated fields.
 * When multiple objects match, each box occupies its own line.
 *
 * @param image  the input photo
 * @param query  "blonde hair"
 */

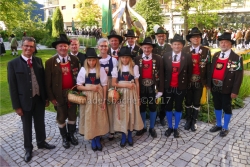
xmin=118 ymin=56 xmax=135 ymax=76
xmin=84 ymin=58 xmax=101 ymax=79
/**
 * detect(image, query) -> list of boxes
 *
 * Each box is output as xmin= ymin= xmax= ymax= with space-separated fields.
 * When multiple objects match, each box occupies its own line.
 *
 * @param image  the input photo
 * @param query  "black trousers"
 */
xmin=21 ymin=95 xmax=46 ymax=152
xmin=211 ymin=91 xmax=232 ymax=114
xmin=140 ymin=85 xmax=156 ymax=112
xmin=165 ymin=87 xmax=187 ymax=112
xmin=159 ymin=93 xmax=167 ymax=120
xmin=185 ymin=82 xmax=203 ymax=108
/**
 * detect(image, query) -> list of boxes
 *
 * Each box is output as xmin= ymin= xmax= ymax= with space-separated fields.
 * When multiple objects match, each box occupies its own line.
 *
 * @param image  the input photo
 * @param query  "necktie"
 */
xmin=62 ymin=58 xmax=65 ymax=63
xmin=113 ymin=51 xmax=116 ymax=56
xmin=192 ymin=49 xmax=196 ymax=54
xmin=221 ymin=52 xmax=225 ymax=58
xmin=145 ymin=56 xmax=149 ymax=59
xmin=174 ymin=55 xmax=177 ymax=62
xmin=130 ymin=46 xmax=132 ymax=51
xmin=27 ymin=59 xmax=32 ymax=68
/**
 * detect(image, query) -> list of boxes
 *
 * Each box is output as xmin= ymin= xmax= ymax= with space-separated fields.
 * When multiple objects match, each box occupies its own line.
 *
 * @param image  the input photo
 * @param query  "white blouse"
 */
xmin=77 ymin=67 xmax=108 ymax=86
xmin=111 ymin=65 xmax=140 ymax=79
xmin=99 ymin=55 xmax=118 ymax=67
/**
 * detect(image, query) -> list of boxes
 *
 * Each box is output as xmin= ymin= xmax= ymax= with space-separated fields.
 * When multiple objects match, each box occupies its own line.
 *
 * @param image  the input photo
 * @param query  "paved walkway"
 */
xmin=1 ymin=98 xmax=250 ymax=167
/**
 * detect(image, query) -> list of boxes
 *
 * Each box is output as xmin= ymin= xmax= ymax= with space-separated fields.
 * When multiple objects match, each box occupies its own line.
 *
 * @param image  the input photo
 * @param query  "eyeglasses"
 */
xmin=99 ymin=45 xmax=108 ymax=48
xmin=23 ymin=45 xmax=34 ymax=48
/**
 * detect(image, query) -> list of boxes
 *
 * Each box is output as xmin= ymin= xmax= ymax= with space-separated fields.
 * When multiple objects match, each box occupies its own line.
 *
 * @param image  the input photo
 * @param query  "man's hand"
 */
xmin=15 ymin=108 xmax=23 ymax=116
xmin=51 ymin=99 xmax=57 ymax=106
xmin=231 ymin=93 xmax=238 ymax=99
xmin=45 ymin=100 xmax=50 ymax=107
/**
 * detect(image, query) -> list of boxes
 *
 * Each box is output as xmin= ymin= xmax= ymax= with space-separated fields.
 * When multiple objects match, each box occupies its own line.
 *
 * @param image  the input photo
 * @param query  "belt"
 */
xmin=191 ymin=74 xmax=201 ymax=82
xmin=142 ymin=79 xmax=154 ymax=87
xmin=212 ymin=79 xmax=223 ymax=87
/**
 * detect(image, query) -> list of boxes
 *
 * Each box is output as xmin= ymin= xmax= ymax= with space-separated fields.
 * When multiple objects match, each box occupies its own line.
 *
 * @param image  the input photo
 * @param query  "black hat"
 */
xmin=186 ymin=27 xmax=202 ymax=42
xmin=170 ymin=34 xmax=185 ymax=46
xmin=218 ymin=32 xmax=235 ymax=45
xmin=85 ymin=48 xmax=101 ymax=59
xmin=124 ymin=29 xmax=138 ymax=38
xmin=155 ymin=27 xmax=167 ymax=35
xmin=139 ymin=37 xmax=156 ymax=48
xmin=52 ymin=34 xmax=70 ymax=48
xmin=118 ymin=46 xmax=135 ymax=58
xmin=107 ymin=30 xmax=123 ymax=44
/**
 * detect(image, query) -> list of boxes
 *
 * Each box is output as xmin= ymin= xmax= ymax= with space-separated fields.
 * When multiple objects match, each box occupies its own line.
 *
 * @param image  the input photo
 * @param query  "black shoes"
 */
xmin=173 ymin=129 xmax=180 ymax=138
xmin=59 ymin=127 xmax=70 ymax=149
xmin=136 ymin=128 xmax=147 ymax=136
xmin=24 ymin=151 xmax=32 ymax=162
xmin=184 ymin=120 xmax=192 ymax=130
xmin=165 ymin=128 xmax=174 ymax=137
xmin=38 ymin=142 xmax=56 ymax=149
xmin=108 ymin=134 xmax=114 ymax=141
xmin=67 ymin=124 xmax=78 ymax=145
xmin=128 ymin=140 xmax=133 ymax=147
xmin=120 ymin=141 xmax=126 ymax=148
xmin=97 ymin=145 xmax=103 ymax=151
xmin=160 ymin=119 xmax=166 ymax=126
xmin=149 ymin=128 xmax=157 ymax=138
xmin=220 ymin=128 xmax=229 ymax=137
xmin=209 ymin=125 xmax=222 ymax=132
xmin=191 ymin=120 xmax=197 ymax=132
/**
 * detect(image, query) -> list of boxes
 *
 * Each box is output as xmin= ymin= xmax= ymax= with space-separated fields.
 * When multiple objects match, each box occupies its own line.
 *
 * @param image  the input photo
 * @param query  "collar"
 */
xmin=157 ymin=43 xmax=165 ymax=47
xmin=190 ymin=45 xmax=200 ymax=53
xmin=21 ymin=55 xmax=32 ymax=62
xmin=219 ymin=49 xmax=231 ymax=59
xmin=127 ymin=43 xmax=135 ymax=48
xmin=99 ymin=55 xmax=111 ymax=61
xmin=172 ymin=52 xmax=181 ymax=62
xmin=142 ymin=53 xmax=152 ymax=60
xmin=70 ymin=52 xmax=78 ymax=56
xmin=111 ymin=48 xmax=119 ymax=55
xmin=58 ymin=55 xmax=69 ymax=63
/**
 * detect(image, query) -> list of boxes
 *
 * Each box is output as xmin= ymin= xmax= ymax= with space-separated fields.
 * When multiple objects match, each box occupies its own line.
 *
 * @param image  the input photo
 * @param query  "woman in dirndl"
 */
xmin=77 ymin=48 xmax=109 ymax=151
xmin=111 ymin=46 xmax=143 ymax=147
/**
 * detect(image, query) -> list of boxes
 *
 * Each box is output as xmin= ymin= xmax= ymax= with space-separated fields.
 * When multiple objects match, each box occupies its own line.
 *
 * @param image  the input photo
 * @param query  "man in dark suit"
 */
xmin=69 ymin=37 xmax=86 ymax=67
xmin=207 ymin=32 xmax=243 ymax=137
xmin=134 ymin=37 xmax=164 ymax=138
xmin=45 ymin=34 xmax=81 ymax=149
xmin=153 ymin=27 xmax=172 ymax=126
xmin=107 ymin=30 xmax=123 ymax=59
xmin=182 ymin=27 xmax=211 ymax=132
xmin=124 ymin=29 xmax=141 ymax=57
xmin=163 ymin=34 xmax=193 ymax=138
xmin=7 ymin=37 xmax=55 ymax=162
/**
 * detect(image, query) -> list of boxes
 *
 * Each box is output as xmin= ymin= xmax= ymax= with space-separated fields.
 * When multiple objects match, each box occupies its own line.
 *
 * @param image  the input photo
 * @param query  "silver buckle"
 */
xmin=142 ymin=79 xmax=154 ymax=87
xmin=212 ymin=79 xmax=223 ymax=87
xmin=191 ymin=74 xmax=201 ymax=82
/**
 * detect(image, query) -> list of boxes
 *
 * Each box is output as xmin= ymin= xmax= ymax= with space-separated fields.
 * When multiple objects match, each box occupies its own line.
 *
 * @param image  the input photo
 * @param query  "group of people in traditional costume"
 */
xmin=8 ymin=25 xmax=243 ymax=162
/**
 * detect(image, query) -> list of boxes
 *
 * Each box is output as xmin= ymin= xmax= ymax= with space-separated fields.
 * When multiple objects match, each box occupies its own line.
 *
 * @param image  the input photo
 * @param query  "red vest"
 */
xmin=192 ymin=53 xmax=200 ymax=75
xmin=170 ymin=62 xmax=180 ymax=87
xmin=142 ymin=60 xmax=153 ymax=79
xmin=60 ymin=62 xmax=74 ymax=90
xmin=212 ymin=58 xmax=228 ymax=81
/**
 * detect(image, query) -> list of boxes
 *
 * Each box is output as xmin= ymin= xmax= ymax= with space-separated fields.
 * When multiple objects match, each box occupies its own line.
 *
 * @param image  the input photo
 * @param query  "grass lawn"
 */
xmin=0 ymin=50 xmax=57 ymax=115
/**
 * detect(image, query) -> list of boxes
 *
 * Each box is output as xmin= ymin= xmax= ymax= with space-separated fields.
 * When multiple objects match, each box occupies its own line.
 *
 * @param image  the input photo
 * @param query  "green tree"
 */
xmin=45 ymin=17 xmax=53 ymax=35
xmin=76 ymin=0 xmax=101 ymax=27
xmin=164 ymin=0 xmax=225 ymax=38
xmin=0 ymin=0 xmax=34 ymax=34
xmin=135 ymin=0 xmax=163 ymax=36
xmin=52 ymin=7 xmax=64 ymax=38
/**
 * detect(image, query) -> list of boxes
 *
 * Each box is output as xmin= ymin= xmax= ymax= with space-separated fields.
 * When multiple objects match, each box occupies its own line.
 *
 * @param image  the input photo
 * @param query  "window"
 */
xmin=73 ymin=4 xmax=75 ymax=9
xmin=61 ymin=6 xmax=66 ymax=10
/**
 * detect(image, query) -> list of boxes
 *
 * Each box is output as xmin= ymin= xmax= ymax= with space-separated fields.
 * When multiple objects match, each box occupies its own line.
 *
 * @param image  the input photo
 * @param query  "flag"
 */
xmin=102 ymin=0 xmax=113 ymax=37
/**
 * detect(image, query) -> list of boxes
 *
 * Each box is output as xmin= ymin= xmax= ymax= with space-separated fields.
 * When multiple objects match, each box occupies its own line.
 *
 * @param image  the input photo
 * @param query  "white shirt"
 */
xmin=0 ymin=37 xmax=3 ymax=43
xmin=58 ymin=55 xmax=69 ymax=63
xmin=70 ymin=52 xmax=78 ymax=56
xmin=157 ymin=43 xmax=165 ymax=47
xmin=111 ymin=65 xmax=140 ymax=79
xmin=111 ymin=48 xmax=119 ymax=56
xmin=172 ymin=52 xmax=181 ymax=62
xmin=76 ymin=67 xmax=107 ymax=86
xmin=21 ymin=55 xmax=32 ymax=64
xmin=142 ymin=53 xmax=152 ymax=60
xmin=219 ymin=49 xmax=231 ymax=59
xmin=127 ymin=43 xmax=135 ymax=50
xmin=99 ymin=55 xmax=118 ymax=67
xmin=191 ymin=46 xmax=200 ymax=54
